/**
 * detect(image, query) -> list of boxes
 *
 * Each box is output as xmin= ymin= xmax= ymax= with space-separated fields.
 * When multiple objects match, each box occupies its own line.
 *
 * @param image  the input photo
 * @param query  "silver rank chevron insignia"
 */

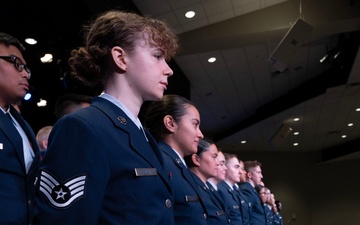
xmin=39 ymin=170 xmax=87 ymax=209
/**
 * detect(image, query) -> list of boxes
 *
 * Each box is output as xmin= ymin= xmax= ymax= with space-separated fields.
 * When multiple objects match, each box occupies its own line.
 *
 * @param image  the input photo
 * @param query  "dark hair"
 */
xmin=196 ymin=137 xmax=214 ymax=156
xmin=69 ymin=10 xmax=179 ymax=88
xmin=223 ymin=153 xmax=238 ymax=166
xmin=0 ymin=32 xmax=25 ymax=52
xmin=244 ymin=160 xmax=262 ymax=173
xmin=55 ymin=94 xmax=93 ymax=119
xmin=184 ymin=137 xmax=214 ymax=168
xmin=275 ymin=200 xmax=282 ymax=212
xmin=255 ymin=184 xmax=265 ymax=193
xmin=144 ymin=94 xmax=195 ymax=141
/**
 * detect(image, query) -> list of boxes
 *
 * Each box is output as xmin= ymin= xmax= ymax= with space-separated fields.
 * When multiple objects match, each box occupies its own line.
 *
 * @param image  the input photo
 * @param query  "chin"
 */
xmin=150 ymin=92 xmax=164 ymax=101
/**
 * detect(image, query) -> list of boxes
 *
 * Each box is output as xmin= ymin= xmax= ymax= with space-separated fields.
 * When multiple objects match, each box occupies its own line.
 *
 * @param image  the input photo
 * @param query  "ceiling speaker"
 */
xmin=269 ymin=123 xmax=293 ymax=148
xmin=268 ymin=18 xmax=313 ymax=72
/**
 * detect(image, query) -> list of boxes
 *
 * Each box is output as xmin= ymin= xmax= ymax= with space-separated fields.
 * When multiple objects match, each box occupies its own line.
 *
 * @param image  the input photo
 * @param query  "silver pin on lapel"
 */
xmin=117 ymin=116 xmax=127 ymax=125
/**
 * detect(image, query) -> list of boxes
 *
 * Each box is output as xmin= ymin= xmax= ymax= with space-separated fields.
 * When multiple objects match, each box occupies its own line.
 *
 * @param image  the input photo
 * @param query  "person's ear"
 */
xmin=111 ymin=46 xmax=127 ymax=72
xmin=163 ymin=115 xmax=176 ymax=132
xmin=246 ymin=171 xmax=251 ymax=179
xmin=191 ymin=154 xmax=200 ymax=167
xmin=42 ymin=140 xmax=48 ymax=149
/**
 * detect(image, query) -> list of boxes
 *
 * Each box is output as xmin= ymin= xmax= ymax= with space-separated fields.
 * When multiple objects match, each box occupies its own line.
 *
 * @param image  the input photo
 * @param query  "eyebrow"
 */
xmin=191 ymin=118 xmax=200 ymax=124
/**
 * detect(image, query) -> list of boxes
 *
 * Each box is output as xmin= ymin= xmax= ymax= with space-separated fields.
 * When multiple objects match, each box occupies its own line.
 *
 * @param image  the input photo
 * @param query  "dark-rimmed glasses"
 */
xmin=0 ymin=56 xmax=31 ymax=78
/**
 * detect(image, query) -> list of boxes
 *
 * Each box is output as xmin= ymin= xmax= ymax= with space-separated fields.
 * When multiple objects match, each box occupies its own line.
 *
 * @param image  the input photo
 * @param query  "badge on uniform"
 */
xmin=134 ymin=168 xmax=157 ymax=176
xmin=185 ymin=196 xmax=199 ymax=202
xmin=38 ymin=170 xmax=87 ymax=209
xmin=117 ymin=116 xmax=127 ymax=125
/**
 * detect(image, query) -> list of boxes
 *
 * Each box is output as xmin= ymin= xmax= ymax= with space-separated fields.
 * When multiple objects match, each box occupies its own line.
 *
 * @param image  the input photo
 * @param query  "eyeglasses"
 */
xmin=259 ymin=192 xmax=270 ymax=195
xmin=0 ymin=56 xmax=31 ymax=78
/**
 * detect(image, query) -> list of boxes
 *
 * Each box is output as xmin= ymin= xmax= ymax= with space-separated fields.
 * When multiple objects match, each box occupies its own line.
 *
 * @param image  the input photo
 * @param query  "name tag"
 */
xmin=134 ymin=168 xmax=158 ymax=176
xmin=216 ymin=211 xmax=225 ymax=216
xmin=0 ymin=143 xmax=3 ymax=150
xmin=185 ymin=196 xmax=199 ymax=202
xmin=233 ymin=205 xmax=240 ymax=209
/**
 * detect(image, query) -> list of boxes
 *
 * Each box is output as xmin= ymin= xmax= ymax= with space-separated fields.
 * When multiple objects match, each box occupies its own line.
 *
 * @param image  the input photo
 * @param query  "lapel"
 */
xmin=192 ymin=172 xmax=224 ymax=211
xmin=91 ymin=98 xmax=167 ymax=180
xmin=219 ymin=181 xmax=240 ymax=204
xmin=10 ymin=106 xmax=39 ymax=153
xmin=159 ymin=142 xmax=204 ymax=191
xmin=157 ymin=141 xmax=209 ymax=210
xmin=0 ymin=109 xmax=26 ymax=170
xmin=243 ymin=182 xmax=260 ymax=203
xmin=207 ymin=181 xmax=226 ymax=211
xmin=158 ymin=142 xmax=190 ymax=176
xmin=0 ymin=106 xmax=40 ymax=173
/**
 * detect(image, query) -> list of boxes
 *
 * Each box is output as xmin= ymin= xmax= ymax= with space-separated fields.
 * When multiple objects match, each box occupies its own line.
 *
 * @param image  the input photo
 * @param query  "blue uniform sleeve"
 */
xmin=33 ymin=115 xmax=109 ymax=225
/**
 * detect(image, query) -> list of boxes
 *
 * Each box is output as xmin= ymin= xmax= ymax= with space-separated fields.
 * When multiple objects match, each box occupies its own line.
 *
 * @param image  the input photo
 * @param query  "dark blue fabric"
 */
xmin=191 ymin=172 xmax=230 ymax=225
xmin=0 ymin=105 xmax=40 ymax=224
xmin=33 ymin=97 xmax=175 ymax=225
xmin=217 ymin=181 xmax=243 ymax=225
xmin=239 ymin=182 xmax=266 ymax=225
xmin=158 ymin=141 xmax=208 ymax=225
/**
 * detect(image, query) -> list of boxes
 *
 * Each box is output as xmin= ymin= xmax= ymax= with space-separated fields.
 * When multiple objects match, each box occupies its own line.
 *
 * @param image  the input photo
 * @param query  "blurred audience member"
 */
xmin=36 ymin=125 xmax=53 ymax=160
xmin=54 ymin=93 xmax=92 ymax=119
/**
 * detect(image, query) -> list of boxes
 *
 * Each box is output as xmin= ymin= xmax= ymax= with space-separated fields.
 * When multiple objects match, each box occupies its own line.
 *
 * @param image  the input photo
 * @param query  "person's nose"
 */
xmin=163 ymin=62 xmax=173 ymax=77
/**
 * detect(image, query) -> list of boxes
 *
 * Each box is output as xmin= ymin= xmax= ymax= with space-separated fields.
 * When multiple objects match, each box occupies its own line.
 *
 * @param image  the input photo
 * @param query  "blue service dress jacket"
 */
xmin=217 ymin=181 xmax=243 ymax=225
xmin=234 ymin=184 xmax=251 ymax=225
xmin=239 ymin=182 xmax=266 ymax=225
xmin=264 ymin=204 xmax=274 ymax=225
xmin=191 ymin=172 xmax=230 ymax=225
xmin=274 ymin=212 xmax=283 ymax=225
xmin=0 ymin=105 xmax=40 ymax=224
xmin=264 ymin=204 xmax=283 ymax=225
xmin=33 ymin=97 xmax=175 ymax=225
xmin=158 ymin=141 xmax=208 ymax=225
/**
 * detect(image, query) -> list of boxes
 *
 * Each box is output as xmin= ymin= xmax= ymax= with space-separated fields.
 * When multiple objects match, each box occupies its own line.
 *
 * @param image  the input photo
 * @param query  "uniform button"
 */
xmin=28 ymin=200 xmax=32 ymax=206
xmin=204 ymin=213 xmax=207 ymax=219
xmin=165 ymin=199 xmax=172 ymax=208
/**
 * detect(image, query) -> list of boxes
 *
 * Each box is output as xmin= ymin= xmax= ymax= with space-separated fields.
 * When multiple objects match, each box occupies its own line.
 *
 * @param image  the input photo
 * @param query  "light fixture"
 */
xmin=40 ymin=54 xmax=53 ymax=63
xmin=348 ymin=123 xmax=354 ymax=127
xmin=25 ymin=38 xmax=37 ymax=45
xmin=319 ymin=54 xmax=328 ymax=63
xmin=293 ymin=118 xmax=300 ymax=121
xmin=185 ymin=11 xmax=195 ymax=18
xmin=341 ymin=135 xmax=347 ymax=139
xmin=319 ymin=47 xmax=341 ymax=64
xmin=241 ymin=140 xmax=246 ymax=144
xmin=293 ymin=131 xmax=299 ymax=135
xmin=37 ymin=99 xmax=47 ymax=107
xmin=208 ymin=57 xmax=216 ymax=63
xmin=24 ymin=93 xmax=32 ymax=101
xmin=293 ymin=143 xmax=299 ymax=146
